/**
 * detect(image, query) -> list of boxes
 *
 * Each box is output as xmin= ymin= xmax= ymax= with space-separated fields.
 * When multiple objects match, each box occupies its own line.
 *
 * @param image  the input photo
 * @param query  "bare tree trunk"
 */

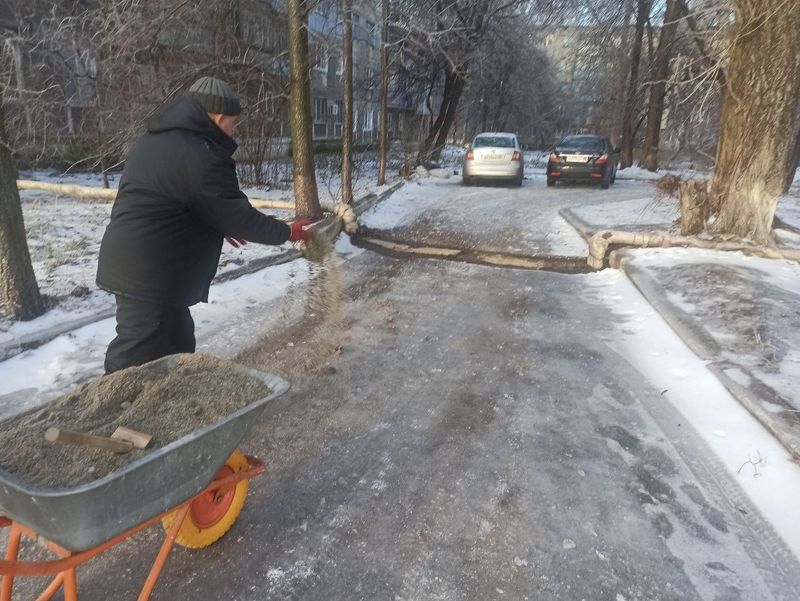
xmin=640 ymin=0 xmax=681 ymax=171
xmin=619 ymin=0 xmax=650 ymax=169
xmin=417 ymin=68 xmax=467 ymax=164
xmin=287 ymin=0 xmax=321 ymax=220
xmin=377 ymin=0 xmax=390 ymax=186
xmin=0 ymin=103 xmax=44 ymax=321
xmin=430 ymin=72 xmax=466 ymax=162
xmin=342 ymin=0 xmax=354 ymax=204
xmin=709 ymin=0 xmax=800 ymax=244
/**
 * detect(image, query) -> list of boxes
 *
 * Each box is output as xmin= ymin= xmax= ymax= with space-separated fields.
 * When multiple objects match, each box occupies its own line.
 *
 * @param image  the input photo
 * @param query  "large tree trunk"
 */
xmin=619 ymin=0 xmax=650 ymax=169
xmin=377 ymin=0 xmax=390 ymax=186
xmin=287 ymin=0 xmax=321 ymax=220
xmin=709 ymin=0 xmax=800 ymax=244
xmin=0 ymin=103 xmax=44 ymax=321
xmin=342 ymin=0 xmax=354 ymax=204
xmin=639 ymin=0 xmax=681 ymax=171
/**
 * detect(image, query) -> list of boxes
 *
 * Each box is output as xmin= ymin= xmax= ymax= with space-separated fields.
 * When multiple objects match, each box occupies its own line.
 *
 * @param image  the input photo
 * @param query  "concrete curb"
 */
xmin=0 ymin=180 xmax=407 ymax=362
xmin=612 ymin=249 xmax=800 ymax=462
xmin=610 ymin=253 xmax=721 ymax=361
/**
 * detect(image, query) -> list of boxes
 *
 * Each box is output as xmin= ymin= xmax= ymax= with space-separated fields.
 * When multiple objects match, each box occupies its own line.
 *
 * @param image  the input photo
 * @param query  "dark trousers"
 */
xmin=104 ymin=295 xmax=196 ymax=374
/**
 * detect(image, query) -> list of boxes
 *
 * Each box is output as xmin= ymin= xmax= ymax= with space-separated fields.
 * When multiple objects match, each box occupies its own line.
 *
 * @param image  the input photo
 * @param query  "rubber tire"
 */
xmin=514 ymin=175 xmax=523 ymax=188
xmin=610 ymin=168 xmax=616 ymax=184
xmin=547 ymin=178 xmax=555 ymax=187
xmin=161 ymin=449 xmax=249 ymax=549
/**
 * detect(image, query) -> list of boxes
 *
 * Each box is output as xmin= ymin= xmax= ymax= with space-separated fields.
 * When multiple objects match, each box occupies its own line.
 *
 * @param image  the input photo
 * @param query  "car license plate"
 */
xmin=566 ymin=154 xmax=588 ymax=163
xmin=484 ymin=153 xmax=504 ymax=160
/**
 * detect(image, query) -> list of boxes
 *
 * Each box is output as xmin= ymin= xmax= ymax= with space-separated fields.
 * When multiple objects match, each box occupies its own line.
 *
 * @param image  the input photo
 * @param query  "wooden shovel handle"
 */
xmin=44 ymin=427 xmax=133 ymax=454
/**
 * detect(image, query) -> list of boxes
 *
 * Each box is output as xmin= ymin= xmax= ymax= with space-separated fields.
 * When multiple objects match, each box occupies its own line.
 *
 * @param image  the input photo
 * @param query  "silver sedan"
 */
xmin=462 ymin=132 xmax=524 ymax=187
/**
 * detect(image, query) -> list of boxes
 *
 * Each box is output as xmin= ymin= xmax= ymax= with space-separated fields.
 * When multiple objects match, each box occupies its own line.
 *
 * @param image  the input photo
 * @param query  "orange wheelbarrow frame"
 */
xmin=0 ymin=455 xmax=265 ymax=601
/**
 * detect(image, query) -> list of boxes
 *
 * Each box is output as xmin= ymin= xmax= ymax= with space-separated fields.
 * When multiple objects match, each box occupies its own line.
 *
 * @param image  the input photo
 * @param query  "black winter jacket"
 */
xmin=97 ymin=97 xmax=290 ymax=306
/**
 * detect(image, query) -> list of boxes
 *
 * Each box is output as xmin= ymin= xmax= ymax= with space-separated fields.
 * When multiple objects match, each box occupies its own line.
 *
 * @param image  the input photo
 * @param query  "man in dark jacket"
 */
xmin=97 ymin=76 xmax=310 ymax=373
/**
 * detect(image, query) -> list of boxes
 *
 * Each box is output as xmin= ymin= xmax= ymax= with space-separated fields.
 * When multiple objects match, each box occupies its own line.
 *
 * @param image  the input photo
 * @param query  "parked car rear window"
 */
xmin=559 ymin=136 xmax=604 ymax=151
xmin=474 ymin=136 xmax=515 ymax=148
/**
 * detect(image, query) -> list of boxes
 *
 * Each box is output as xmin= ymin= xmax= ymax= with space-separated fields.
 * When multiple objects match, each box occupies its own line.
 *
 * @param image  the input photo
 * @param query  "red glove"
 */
xmin=225 ymin=237 xmax=247 ymax=248
xmin=289 ymin=219 xmax=312 ymax=242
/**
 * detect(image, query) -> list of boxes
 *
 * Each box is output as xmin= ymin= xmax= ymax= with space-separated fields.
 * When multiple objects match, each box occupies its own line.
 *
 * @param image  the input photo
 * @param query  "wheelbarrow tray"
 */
xmin=0 ymin=356 xmax=289 ymax=552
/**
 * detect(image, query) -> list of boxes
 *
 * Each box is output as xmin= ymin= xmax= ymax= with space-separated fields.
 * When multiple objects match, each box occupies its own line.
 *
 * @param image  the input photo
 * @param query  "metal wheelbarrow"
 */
xmin=0 ymin=355 xmax=289 ymax=600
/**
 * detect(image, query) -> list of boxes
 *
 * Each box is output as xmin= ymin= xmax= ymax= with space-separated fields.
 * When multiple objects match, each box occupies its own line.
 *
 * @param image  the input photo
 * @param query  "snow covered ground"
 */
xmin=588 ymin=267 xmax=800 ymax=561
xmin=566 ymin=194 xmax=680 ymax=234
xmin=21 ymin=158 xmax=401 ymax=207
xmin=4 ymin=164 xmax=398 ymax=355
xmin=2 ymin=187 xmax=295 ymax=350
xmin=615 ymin=165 xmax=709 ymax=182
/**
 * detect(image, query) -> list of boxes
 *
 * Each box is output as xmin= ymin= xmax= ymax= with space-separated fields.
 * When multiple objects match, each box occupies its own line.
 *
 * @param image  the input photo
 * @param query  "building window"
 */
xmin=364 ymin=110 xmax=374 ymax=132
xmin=335 ymin=101 xmax=343 ymax=124
xmin=314 ymin=98 xmax=328 ymax=124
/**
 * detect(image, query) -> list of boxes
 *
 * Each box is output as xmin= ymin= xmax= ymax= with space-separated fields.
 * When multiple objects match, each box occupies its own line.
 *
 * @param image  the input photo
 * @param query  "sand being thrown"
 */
xmin=300 ymin=231 xmax=343 ymax=372
xmin=0 ymin=354 xmax=271 ymax=489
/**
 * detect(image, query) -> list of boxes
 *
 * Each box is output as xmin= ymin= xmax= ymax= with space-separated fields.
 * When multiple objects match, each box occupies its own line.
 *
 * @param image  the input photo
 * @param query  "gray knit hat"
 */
xmin=188 ymin=76 xmax=241 ymax=116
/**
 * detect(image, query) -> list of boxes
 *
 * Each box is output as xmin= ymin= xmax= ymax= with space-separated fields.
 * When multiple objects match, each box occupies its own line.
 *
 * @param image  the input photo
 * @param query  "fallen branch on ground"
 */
xmin=588 ymin=229 xmax=800 ymax=269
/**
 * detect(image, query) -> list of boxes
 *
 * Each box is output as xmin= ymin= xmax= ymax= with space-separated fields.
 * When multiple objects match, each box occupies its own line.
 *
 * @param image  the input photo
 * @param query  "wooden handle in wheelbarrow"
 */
xmin=44 ymin=427 xmax=134 ymax=454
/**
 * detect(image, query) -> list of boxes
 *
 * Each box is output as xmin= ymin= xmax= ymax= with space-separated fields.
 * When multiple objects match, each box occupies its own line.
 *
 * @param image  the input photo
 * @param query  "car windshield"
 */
xmin=559 ymin=136 xmax=604 ymax=152
xmin=474 ymin=136 xmax=515 ymax=149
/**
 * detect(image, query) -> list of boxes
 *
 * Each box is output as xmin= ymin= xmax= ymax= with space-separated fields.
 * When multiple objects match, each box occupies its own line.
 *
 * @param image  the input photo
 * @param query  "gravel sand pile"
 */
xmin=0 ymin=354 xmax=271 ymax=489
